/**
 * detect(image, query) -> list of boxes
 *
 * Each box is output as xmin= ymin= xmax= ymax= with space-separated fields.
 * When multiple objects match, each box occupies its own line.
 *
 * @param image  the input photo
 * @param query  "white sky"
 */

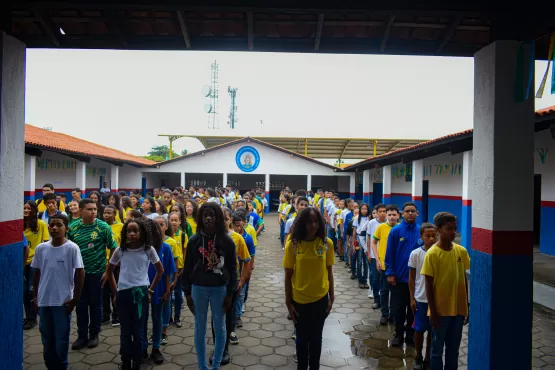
xmin=24 ymin=50 xmax=555 ymax=163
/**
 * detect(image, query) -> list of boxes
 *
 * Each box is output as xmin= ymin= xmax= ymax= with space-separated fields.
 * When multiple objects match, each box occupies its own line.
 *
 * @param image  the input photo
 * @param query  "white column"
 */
xmin=349 ymin=173 xmax=356 ymax=199
xmin=0 ymin=31 xmax=26 ymax=368
xmin=362 ymin=169 xmax=370 ymax=204
xmin=411 ymin=160 xmax=424 ymax=223
xmin=264 ymin=173 xmax=270 ymax=214
xmin=382 ymin=165 xmax=392 ymax=203
xmin=461 ymin=151 xmax=473 ymax=249
xmin=25 ymin=155 xmax=37 ymax=201
xmin=181 ymin=172 xmax=186 ymax=188
xmin=222 ymin=173 xmax=228 ymax=188
xmin=307 ymin=174 xmax=312 ymax=191
xmin=110 ymin=165 xmax=119 ymax=192
xmin=76 ymin=161 xmax=87 ymax=198
xmin=468 ymin=41 xmax=534 ymax=370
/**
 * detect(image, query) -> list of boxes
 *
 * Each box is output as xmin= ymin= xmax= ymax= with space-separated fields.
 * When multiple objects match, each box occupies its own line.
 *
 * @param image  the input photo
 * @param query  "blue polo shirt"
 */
xmin=149 ymin=242 xmax=176 ymax=305
xmin=385 ymin=220 xmax=420 ymax=283
xmin=241 ymin=232 xmax=255 ymax=257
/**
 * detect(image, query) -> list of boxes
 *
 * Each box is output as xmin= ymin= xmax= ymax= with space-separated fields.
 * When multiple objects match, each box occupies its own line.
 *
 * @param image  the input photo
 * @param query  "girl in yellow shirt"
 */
xmin=185 ymin=200 xmax=198 ymax=234
xmin=282 ymin=207 xmax=335 ymax=369
xmin=168 ymin=212 xmax=188 ymax=327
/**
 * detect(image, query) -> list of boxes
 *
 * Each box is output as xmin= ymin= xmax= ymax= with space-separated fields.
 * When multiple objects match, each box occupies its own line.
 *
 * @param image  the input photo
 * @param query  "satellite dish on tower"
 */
xmin=204 ymin=103 xmax=213 ymax=113
xmin=202 ymin=85 xmax=212 ymax=97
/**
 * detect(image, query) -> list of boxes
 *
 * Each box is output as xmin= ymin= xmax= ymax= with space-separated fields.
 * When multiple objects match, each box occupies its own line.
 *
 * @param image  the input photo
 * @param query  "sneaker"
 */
xmin=368 ymin=292 xmax=373 ymax=298
xmin=23 ymin=319 xmax=37 ymax=330
xmin=390 ymin=334 xmax=403 ymax=347
xmin=118 ymin=359 xmax=132 ymax=370
xmin=293 ymin=353 xmax=298 ymax=363
xmin=161 ymin=334 xmax=168 ymax=345
xmin=405 ymin=335 xmax=415 ymax=346
xmin=71 ymin=337 xmax=88 ymax=350
xmin=380 ymin=316 xmax=388 ymax=326
xmin=209 ymin=351 xmax=231 ymax=365
xmin=372 ymin=303 xmax=381 ymax=309
xmin=87 ymin=335 xmax=99 ymax=348
xmin=148 ymin=336 xmax=153 ymax=345
xmin=150 ymin=348 xmax=165 ymax=365
xmin=230 ymin=332 xmax=239 ymax=345
xmin=112 ymin=318 xmax=120 ymax=327
xmin=388 ymin=317 xmax=395 ymax=324
xmin=101 ymin=316 xmax=111 ymax=325
xmin=242 ymin=303 xmax=246 ymax=313
xmin=291 ymin=331 xmax=296 ymax=340
xmin=174 ymin=319 xmax=182 ymax=328
xmin=413 ymin=357 xmax=424 ymax=370
xmin=143 ymin=349 xmax=149 ymax=360
xmin=236 ymin=317 xmax=243 ymax=328
xmin=350 ymin=274 xmax=356 ymax=280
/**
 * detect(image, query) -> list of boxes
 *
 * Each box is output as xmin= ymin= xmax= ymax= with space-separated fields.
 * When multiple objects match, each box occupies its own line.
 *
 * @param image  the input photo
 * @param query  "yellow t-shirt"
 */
xmin=24 ymin=220 xmax=50 ymax=265
xmin=373 ymin=222 xmax=396 ymax=270
xmin=169 ymin=233 xmax=185 ymax=269
xmin=245 ymin=224 xmax=258 ymax=247
xmin=335 ymin=209 xmax=343 ymax=225
xmin=107 ymin=221 xmax=123 ymax=263
xmin=313 ymin=194 xmax=321 ymax=206
xmin=37 ymin=199 xmax=66 ymax=213
xmin=186 ymin=216 xmax=197 ymax=235
xmin=229 ymin=231 xmax=251 ymax=273
xmin=282 ymin=237 xmax=335 ymax=304
xmin=421 ymin=243 xmax=470 ymax=317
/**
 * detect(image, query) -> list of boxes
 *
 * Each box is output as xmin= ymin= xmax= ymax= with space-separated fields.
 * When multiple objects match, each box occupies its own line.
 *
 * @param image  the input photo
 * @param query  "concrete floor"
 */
xmin=23 ymin=214 xmax=555 ymax=369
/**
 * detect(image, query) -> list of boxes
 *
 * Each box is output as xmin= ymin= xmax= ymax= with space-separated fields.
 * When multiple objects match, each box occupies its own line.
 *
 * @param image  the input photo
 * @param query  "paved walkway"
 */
xmin=23 ymin=214 xmax=555 ymax=369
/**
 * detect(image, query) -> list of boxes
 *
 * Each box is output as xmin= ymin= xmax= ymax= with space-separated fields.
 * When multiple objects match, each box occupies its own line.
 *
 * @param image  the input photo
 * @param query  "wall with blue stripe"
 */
xmin=390 ymin=193 xmax=411 ymax=208
xmin=428 ymin=196 xmax=462 ymax=227
xmin=540 ymin=204 xmax=555 ymax=255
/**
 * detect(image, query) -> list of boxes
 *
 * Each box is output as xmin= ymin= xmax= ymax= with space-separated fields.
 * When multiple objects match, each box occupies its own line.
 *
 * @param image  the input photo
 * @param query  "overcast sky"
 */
xmin=24 ymin=50 xmax=555 ymax=162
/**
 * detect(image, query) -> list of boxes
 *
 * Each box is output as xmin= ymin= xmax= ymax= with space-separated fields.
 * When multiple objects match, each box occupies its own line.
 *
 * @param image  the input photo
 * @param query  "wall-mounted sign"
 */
xmin=235 ymin=146 xmax=260 ymax=172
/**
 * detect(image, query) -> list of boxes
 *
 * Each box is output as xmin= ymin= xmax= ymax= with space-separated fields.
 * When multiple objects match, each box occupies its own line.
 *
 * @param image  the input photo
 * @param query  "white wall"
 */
xmin=119 ymin=164 xmax=143 ymax=190
xmin=423 ymin=152 xmax=463 ymax=196
xmin=85 ymin=158 xmax=110 ymax=190
xmin=146 ymin=141 xmax=346 ymax=177
xmin=33 ymin=151 xmax=78 ymax=191
xmin=391 ymin=162 xmax=412 ymax=194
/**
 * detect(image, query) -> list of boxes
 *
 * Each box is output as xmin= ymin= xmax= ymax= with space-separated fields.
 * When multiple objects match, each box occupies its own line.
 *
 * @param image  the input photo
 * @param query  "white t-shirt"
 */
xmin=143 ymin=212 xmax=160 ymax=220
xmin=328 ymin=205 xmax=337 ymax=228
xmin=353 ymin=216 xmax=369 ymax=252
xmin=408 ymin=247 xmax=428 ymax=303
xmin=100 ymin=187 xmax=111 ymax=194
xmin=284 ymin=216 xmax=296 ymax=234
xmin=262 ymin=198 xmax=268 ymax=208
xmin=31 ymin=240 xmax=84 ymax=307
xmin=110 ymin=246 xmax=160 ymax=290
xmin=340 ymin=209 xmax=351 ymax=225
xmin=364 ymin=218 xmax=384 ymax=259
xmin=207 ymin=197 xmax=219 ymax=204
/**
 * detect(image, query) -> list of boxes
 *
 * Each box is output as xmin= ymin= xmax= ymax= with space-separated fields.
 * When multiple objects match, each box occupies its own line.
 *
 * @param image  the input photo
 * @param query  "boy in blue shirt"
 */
xmin=385 ymin=202 xmax=420 ymax=347
xmin=232 ymin=212 xmax=255 ymax=328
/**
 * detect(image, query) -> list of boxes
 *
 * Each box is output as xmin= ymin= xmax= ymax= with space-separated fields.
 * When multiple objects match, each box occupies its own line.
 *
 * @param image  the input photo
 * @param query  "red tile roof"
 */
xmin=25 ymin=125 xmax=155 ymax=166
xmin=537 ymin=105 xmax=555 ymax=116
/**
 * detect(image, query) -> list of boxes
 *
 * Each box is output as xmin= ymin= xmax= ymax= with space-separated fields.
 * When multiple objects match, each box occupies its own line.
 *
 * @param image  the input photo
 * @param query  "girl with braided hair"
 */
xmin=101 ymin=217 xmax=164 ymax=370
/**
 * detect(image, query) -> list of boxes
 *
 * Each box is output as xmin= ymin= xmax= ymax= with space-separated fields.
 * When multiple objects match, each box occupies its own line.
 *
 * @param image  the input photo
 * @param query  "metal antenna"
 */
xmin=208 ymin=60 xmax=219 ymax=129
xmin=228 ymin=86 xmax=238 ymax=129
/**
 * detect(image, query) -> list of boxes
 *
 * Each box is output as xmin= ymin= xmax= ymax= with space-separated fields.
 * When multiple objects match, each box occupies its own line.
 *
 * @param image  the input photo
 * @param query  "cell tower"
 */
xmin=202 ymin=60 xmax=219 ymax=129
xmin=228 ymin=86 xmax=238 ymax=129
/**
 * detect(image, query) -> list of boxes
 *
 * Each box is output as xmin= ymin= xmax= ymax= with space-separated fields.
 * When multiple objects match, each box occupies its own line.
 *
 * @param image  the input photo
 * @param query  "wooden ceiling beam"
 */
xmin=314 ymin=13 xmax=324 ymax=51
xmin=380 ymin=15 xmax=395 ymax=52
xmin=176 ymin=10 xmax=192 ymax=49
xmin=437 ymin=14 xmax=463 ymax=52
xmin=29 ymin=6 xmax=60 ymax=47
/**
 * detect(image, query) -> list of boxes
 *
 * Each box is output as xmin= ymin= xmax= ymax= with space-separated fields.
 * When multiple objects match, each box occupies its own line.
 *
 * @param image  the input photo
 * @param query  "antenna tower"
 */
xmin=208 ymin=61 xmax=219 ymax=129
xmin=228 ymin=86 xmax=238 ymax=129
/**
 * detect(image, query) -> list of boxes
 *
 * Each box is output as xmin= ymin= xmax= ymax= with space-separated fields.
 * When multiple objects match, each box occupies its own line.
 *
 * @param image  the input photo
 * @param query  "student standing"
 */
xmin=23 ymin=201 xmax=50 ymax=330
xmin=69 ymin=199 xmax=118 ymax=350
xmin=32 ymin=214 xmax=84 ymax=370
xmin=183 ymin=203 xmax=238 ymax=370
xmin=39 ymin=193 xmax=68 ymax=224
xmin=101 ymin=205 xmax=122 ymax=327
xmin=283 ymin=208 xmax=335 ymax=370
xmin=67 ymin=200 xmax=82 ymax=228
xmin=422 ymin=213 xmax=470 ymax=370
xmin=372 ymin=204 xmax=400 ymax=325
xmin=168 ymin=211 xmax=188 ymax=327
xmin=185 ymin=200 xmax=199 ymax=234
xmin=386 ymin=202 xmax=421 ymax=347
xmin=141 ymin=197 xmax=159 ymax=220
xmin=366 ymin=204 xmax=387 ymax=305
xmin=408 ymin=223 xmax=436 ymax=370
xmin=37 ymin=183 xmax=66 ymax=213
xmin=352 ymin=204 xmax=370 ymax=289
xmin=102 ymin=218 xmax=164 ymax=370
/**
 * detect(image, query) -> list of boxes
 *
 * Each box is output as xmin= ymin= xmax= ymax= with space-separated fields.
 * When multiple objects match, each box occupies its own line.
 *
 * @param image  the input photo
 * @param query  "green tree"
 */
xmin=181 ymin=149 xmax=188 ymax=156
xmin=145 ymin=145 xmax=180 ymax=160
xmin=142 ymin=154 xmax=166 ymax=162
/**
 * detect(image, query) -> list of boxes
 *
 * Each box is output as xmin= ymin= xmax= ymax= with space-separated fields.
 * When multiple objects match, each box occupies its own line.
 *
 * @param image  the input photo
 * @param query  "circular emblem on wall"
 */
xmin=235 ymin=146 xmax=260 ymax=172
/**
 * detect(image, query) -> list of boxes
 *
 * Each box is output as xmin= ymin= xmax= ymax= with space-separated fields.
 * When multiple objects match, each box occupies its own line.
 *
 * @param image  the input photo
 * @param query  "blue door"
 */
xmin=372 ymin=183 xmax=383 ymax=208
xmin=141 ymin=177 xmax=147 ymax=197
xmin=422 ymin=180 xmax=429 ymax=222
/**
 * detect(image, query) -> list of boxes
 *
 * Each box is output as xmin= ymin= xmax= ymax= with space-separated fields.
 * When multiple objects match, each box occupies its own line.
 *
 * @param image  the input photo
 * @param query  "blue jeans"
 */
xmin=76 ymin=272 xmax=103 ymax=338
xmin=39 ymin=306 xmax=71 ymax=369
xmin=117 ymin=287 xmax=148 ymax=362
xmin=171 ymin=275 xmax=183 ymax=321
xmin=141 ymin=301 xmax=164 ymax=350
xmin=351 ymin=250 xmax=358 ymax=276
xmin=379 ymin=271 xmax=391 ymax=318
xmin=327 ymin=229 xmax=337 ymax=252
xmin=24 ymin=265 xmax=37 ymax=320
xmin=280 ymin=222 xmax=285 ymax=247
xmin=369 ymin=259 xmax=380 ymax=301
xmin=235 ymin=285 xmax=246 ymax=319
xmin=356 ymin=248 xmax=368 ymax=283
xmin=430 ymin=316 xmax=465 ymax=370
xmin=192 ymin=284 xmax=227 ymax=370
xmin=244 ymin=281 xmax=250 ymax=303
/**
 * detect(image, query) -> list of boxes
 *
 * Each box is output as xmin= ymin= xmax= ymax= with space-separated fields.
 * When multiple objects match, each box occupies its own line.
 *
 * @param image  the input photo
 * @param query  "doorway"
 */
xmin=422 ymin=180 xmax=429 ymax=222
xmin=373 ymin=183 xmax=383 ymax=207
xmin=534 ymin=174 xmax=542 ymax=245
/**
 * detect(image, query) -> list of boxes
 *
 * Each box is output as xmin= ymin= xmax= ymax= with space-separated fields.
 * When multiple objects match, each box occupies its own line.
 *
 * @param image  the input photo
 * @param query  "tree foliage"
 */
xmin=142 ymin=145 xmax=187 ymax=162
xmin=181 ymin=149 xmax=188 ymax=155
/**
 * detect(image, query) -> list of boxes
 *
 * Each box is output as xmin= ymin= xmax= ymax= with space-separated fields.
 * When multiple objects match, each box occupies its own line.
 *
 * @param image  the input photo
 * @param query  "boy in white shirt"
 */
xmin=408 ymin=223 xmax=436 ymax=370
xmin=32 ymin=214 xmax=84 ymax=370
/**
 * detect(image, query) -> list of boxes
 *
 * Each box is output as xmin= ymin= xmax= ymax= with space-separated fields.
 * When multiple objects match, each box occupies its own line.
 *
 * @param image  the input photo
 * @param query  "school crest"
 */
xmin=235 ymin=146 xmax=260 ymax=173
xmin=90 ymin=231 xmax=99 ymax=240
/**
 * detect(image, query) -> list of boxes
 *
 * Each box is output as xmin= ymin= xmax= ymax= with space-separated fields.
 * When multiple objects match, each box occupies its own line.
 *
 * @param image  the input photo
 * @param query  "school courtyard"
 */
xmin=21 ymin=215 xmax=555 ymax=370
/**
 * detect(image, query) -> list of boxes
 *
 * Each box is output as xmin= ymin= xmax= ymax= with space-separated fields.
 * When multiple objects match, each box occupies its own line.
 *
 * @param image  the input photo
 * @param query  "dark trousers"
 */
xmin=391 ymin=282 xmax=414 ymax=337
xmin=76 ymin=272 xmax=103 ymax=338
xmin=171 ymin=275 xmax=183 ymax=321
xmin=117 ymin=287 xmax=149 ymax=362
xmin=102 ymin=268 xmax=119 ymax=320
xmin=211 ymin=291 xmax=238 ymax=353
xmin=244 ymin=281 xmax=250 ymax=303
xmin=379 ymin=271 xmax=391 ymax=318
xmin=294 ymin=294 xmax=329 ymax=370
xmin=23 ymin=265 xmax=37 ymax=320
xmin=39 ymin=306 xmax=71 ymax=370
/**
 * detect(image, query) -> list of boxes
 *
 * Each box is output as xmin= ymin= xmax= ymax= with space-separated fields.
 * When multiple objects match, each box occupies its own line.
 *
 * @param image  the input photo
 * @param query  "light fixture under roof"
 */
xmin=59 ymin=27 xmax=66 ymax=35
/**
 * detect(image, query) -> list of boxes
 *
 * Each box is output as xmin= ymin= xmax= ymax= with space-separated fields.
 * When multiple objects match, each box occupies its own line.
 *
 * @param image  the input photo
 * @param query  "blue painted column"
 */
xmin=540 ymin=201 xmax=555 ymax=255
xmin=469 ymin=40 xmax=534 ymax=370
xmin=461 ymin=151 xmax=473 ymax=250
xmin=0 ymin=31 xmax=26 ymax=369
xmin=411 ymin=160 xmax=423 ymax=225
xmin=265 ymin=173 xmax=270 ymax=214
xmin=362 ymin=169 xmax=370 ymax=205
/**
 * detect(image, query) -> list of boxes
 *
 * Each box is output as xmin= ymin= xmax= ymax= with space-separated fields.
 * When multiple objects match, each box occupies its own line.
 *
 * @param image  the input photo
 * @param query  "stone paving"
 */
xmin=23 ymin=214 xmax=555 ymax=369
